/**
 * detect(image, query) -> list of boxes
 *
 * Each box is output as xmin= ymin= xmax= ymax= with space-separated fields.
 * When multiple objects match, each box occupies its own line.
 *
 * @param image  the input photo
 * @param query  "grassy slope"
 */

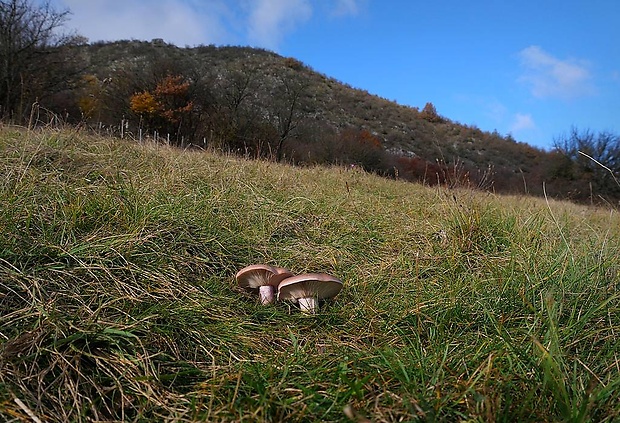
xmin=0 ymin=128 xmax=619 ymax=422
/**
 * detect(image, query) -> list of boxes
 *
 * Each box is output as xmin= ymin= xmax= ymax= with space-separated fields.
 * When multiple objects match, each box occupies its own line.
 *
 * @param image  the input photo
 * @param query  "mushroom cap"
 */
xmin=235 ymin=264 xmax=294 ymax=292
xmin=277 ymin=273 xmax=343 ymax=302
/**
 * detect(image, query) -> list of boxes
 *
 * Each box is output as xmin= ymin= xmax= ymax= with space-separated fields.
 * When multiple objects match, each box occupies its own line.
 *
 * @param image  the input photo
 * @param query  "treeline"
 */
xmin=2 ymin=0 xmax=619 ymax=204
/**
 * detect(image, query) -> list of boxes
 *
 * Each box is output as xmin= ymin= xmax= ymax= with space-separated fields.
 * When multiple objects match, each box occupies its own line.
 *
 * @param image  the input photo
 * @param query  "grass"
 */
xmin=0 ymin=127 xmax=619 ymax=422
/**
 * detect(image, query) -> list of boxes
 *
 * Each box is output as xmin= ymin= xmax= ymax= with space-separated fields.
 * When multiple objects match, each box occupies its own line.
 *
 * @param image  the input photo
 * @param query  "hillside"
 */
xmin=0 ymin=33 xmax=610 ymax=203
xmin=1 ymin=128 xmax=619 ymax=421
xmin=46 ymin=40 xmax=579 ymax=198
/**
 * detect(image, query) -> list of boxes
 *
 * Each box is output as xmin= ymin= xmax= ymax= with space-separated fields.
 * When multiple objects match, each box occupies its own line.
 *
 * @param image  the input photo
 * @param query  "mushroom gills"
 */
xmin=236 ymin=264 xmax=293 ymax=305
xmin=277 ymin=273 xmax=343 ymax=314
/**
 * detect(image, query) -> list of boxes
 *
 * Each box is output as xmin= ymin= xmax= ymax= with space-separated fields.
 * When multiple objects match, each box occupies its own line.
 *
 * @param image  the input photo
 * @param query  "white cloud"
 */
xmin=246 ymin=0 xmax=312 ymax=50
xmin=510 ymin=113 xmax=536 ymax=133
xmin=517 ymin=45 xmax=594 ymax=99
xmin=54 ymin=0 xmax=364 ymax=51
xmin=57 ymin=0 xmax=233 ymax=46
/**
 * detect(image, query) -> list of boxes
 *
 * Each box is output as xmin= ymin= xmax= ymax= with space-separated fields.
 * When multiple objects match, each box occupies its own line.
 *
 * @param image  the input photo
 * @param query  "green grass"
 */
xmin=1 ymin=127 xmax=619 ymax=422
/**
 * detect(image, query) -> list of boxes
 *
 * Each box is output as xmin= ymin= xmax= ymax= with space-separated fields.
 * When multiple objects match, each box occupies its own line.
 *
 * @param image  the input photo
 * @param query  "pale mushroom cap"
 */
xmin=277 ymin=273 xmax=343 ymax=302
xmin=236 ymin=264 xmax=293 ymax=292
xmin=269 ymin=266 xmax=295 ymax=285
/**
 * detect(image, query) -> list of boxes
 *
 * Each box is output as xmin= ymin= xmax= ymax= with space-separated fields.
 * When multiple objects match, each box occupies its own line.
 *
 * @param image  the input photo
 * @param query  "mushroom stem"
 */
xmin=297 ymin=297 xmax=318 ymax=314
xmin=259 ymin=285 xmax=276 ymax=304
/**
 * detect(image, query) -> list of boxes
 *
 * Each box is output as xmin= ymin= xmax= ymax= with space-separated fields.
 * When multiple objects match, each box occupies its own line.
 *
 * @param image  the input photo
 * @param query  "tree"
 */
xmin=208 ymin=62 xmax=266 ymax=153
xmin=271 ymin=71 xmax=308 ymax=161
xmin=129 ymin=74 xmax=194 ymax=141
xmin=419 ymin=102 xmax=443 ymax=123
xmin=553 ymin=127 xmax=620 ymax=199
xmin=77 ymin=74 xmax=107 ymax=120
xmin=334 ymin=128 xmax=386 ymax=171
xmin=0 ymin=0 xmax=76 ymax=122
xmin=129 ymin=90 xmax=159 ymax=116
xmin=152 ymin=74 xmax=193 ymax=125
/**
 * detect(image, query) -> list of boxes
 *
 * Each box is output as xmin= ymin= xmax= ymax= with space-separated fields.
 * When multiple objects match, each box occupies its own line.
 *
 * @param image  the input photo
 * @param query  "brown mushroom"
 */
xmin=236 ymin=264 xmax=294 ymax=304
xmin=277 ymin=273 xmax=343 ymax=313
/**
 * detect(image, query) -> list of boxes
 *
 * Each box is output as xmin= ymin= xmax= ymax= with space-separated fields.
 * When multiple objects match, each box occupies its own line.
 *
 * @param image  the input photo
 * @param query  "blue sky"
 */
xmin=50 ymin=0 xmax=620 ymax=150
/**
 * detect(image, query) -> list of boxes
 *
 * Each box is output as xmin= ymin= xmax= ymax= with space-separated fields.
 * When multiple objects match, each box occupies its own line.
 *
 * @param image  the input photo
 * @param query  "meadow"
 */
xmin=1 ymin=127 xmax=619 ymax=422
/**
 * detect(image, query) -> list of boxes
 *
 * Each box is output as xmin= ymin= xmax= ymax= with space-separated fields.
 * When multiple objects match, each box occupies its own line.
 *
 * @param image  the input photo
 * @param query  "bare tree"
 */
xmin=215 ymin=63 xmax=261 ymax=149
xmin=0 ymin=0 xmax=75 ymax=122
xmin=271 ymin=72 xmax=308 ymax=161
xmin=553 ymin=127 xmax=620 ymax=198
xmin=554 ymin=127 xmax=619 ymax=172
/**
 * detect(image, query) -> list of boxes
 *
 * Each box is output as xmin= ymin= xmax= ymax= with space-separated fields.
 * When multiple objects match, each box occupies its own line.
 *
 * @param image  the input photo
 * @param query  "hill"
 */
xmin=33 ymin=39 xmax=612 ymax=202
xmin=1 ymin=128 xmax=619 ymax=421
xmin=0 ymin=27 xmax=614 ymax=204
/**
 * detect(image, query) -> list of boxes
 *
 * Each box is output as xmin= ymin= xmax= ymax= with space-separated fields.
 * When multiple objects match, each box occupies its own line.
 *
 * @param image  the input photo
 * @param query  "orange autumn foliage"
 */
xmin=130 ymin=91 xmax=160 ymax=115
xmin=130 ymin=75 xmax=193 ymax=124
xmin=154 ymin=75 xmax=190 ymax=97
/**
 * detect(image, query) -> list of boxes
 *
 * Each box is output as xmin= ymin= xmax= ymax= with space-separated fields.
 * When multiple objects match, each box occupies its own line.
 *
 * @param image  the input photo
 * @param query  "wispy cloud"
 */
xmin=517 ymin=45 xmax=594 ymax=99
xmin=483 ymin=98 xmax=508 ymax=123
xmin=510 ymin=113 xmax=536 ymax=133
xmin=331 ymin=0 xmax=364 ymax=17
xmin=244 ymin=0 xmax=366 ymax=49
xmin=246 ymin=0 xmax=312 ymax=50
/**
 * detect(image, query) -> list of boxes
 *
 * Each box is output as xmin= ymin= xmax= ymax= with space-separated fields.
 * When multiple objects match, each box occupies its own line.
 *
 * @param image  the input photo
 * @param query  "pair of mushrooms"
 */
xmin=235 ymin=264 xmax=343 ymax=314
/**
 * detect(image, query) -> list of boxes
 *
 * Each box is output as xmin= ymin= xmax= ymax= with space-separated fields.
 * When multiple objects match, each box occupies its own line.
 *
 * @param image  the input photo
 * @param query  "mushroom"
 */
xmin=236 ymin=264 xmax=294 ymax=304
xmin=277 ymin=273 xmax=343 ymax=314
